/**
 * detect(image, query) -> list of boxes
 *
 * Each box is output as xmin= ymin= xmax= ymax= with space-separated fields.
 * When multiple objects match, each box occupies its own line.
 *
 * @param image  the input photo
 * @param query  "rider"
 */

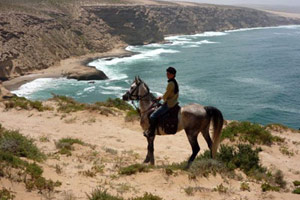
xmin=144 ymin=66 xmax=179 ymax=138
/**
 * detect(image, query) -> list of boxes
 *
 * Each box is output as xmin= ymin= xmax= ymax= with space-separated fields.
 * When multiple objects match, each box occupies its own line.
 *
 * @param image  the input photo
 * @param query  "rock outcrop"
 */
xmin=1 ymin=1 xmax=300 ymax=81
xmin=66 ymin=66 xmax=108 ymax=81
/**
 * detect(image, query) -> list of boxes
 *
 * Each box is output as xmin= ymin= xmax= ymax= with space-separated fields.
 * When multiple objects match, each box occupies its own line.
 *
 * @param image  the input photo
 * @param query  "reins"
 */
xmin=128 ymin=81 xmax=160 ymax=116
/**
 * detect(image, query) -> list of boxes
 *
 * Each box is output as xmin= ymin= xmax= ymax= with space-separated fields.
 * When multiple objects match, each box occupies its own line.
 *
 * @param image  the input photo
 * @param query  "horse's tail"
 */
xmin=204 ymin=106 xmax=224 ymax=158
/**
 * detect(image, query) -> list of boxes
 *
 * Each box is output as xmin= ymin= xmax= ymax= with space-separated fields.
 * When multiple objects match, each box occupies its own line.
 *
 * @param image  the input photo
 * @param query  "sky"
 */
xmin=170 ymin=0 xmax=300 ymax=6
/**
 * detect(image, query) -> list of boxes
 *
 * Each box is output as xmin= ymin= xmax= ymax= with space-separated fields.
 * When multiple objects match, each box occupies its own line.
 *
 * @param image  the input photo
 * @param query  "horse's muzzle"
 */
xmin=122 ymin=92 xmax=129 ymax=101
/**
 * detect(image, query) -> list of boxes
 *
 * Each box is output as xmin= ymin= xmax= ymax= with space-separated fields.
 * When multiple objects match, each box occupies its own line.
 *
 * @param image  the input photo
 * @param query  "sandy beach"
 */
xmin=2 ymin=48 xmax=132 ymax=91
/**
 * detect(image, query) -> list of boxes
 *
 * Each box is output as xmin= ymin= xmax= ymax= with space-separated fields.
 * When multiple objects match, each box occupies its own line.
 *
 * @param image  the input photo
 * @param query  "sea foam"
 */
xmin=11 ymin=78 xmax=56 ymax=97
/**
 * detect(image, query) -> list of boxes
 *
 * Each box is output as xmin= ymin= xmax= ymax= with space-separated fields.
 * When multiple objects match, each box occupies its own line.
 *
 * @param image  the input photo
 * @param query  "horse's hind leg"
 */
xmin=185 ymin=129 xmax=200 ymax=169
xmin=143 ymin=136 xmax=155 ymax=165
xmin=202 ymin=126 xmax=213 ymax=158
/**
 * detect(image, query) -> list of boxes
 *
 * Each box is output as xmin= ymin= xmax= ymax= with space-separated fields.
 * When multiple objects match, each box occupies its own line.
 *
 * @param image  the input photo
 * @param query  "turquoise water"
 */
xmin=13 ymin=25 xmax=300 ymax=129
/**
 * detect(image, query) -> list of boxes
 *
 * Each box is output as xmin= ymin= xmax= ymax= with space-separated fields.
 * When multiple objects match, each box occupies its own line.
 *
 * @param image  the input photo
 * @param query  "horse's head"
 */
xmin=122 ymin=76 xmax=149 ymax=101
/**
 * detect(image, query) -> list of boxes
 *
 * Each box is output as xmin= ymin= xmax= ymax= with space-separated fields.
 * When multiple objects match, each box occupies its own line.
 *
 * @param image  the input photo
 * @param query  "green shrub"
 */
xmin=56 ymin=137 xmax=84 ymax=156
xmin=221 ymin=121 xmax=280 ymax=145
xmin=293 ymin=188 xmax=300 ymax=194
xmin=0 ymin=188 xmax=15 ymax=200
xmin=293 ymin=181 xmax=300 ymax=186
xmin=274 ymin=170 xmax=286 ymax=188
xmin=0 ymin=127 xmax=45 ymax=161
xmin=86 ymin=188 xmax=123 ymax=200
xmin=119 ymin=164 xmax=151 ymax=175
xmin=188 ymin=158 xmax=229 ymax=178
xmin=213 ymin=184 xmax=228 ymax=193
xmin=261 ymin=183 xmax=280 ymax=192
xmin=131 ymin=193 xmax=163 ymax=200
xmin=240 ymin=182 xmax=250 ymax=191
xmin=95 ymin=98 xmax=134 ymax=111
xmin=217 ymin=144 xmax=264 ymax=176
xmin=51 ymin=94 xmax=86 ymax=113
xmin=4 ymin=96 xmax=51 ymax=111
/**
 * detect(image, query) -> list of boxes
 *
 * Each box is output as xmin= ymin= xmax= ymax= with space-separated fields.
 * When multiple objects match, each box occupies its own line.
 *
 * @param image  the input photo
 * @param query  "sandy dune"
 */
xmin=0 ymin=101 xmax=299 ymax=200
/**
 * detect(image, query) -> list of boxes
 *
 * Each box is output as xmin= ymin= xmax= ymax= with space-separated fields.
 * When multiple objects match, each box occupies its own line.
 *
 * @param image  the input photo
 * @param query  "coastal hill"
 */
xmin=0 ymin=97 xmax=299 ymax=199
xmin=1 ymin=0 xmax=300 ymax=81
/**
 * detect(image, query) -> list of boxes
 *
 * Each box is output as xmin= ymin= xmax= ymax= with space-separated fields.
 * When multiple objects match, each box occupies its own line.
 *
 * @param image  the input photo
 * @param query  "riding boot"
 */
xmin=143 ymin=119 xmax=157 ymax=138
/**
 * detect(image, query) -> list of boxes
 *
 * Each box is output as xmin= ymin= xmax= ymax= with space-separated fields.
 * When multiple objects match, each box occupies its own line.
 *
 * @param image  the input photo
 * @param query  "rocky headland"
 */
xmin=1 ymin=0 xmax=300 ymax=85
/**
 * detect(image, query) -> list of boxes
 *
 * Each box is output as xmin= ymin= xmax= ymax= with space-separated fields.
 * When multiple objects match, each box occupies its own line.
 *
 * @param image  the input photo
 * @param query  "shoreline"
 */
xmin=3 ymin=23 xmax=300 ymax=92
xmin=2 ymin=47 xmax=133 ymax=91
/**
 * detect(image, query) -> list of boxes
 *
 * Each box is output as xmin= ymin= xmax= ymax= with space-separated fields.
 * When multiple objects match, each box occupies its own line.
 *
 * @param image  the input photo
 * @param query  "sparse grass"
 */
xmin=221 ymin=121 xmax=283 ymax=145
xmin=279 ymin=146 xmax=294 ymax=156
xmin=240 ymin=182 xmax=250 ymax=191
xmin=86 ymin=187 xmax=123 ymax=200
xmin=51 ymin=94 xmax=86 ymax=113
xmin=0 ymin=188 xmax=15 ymax=200
xmin=119 ymin=164 xmax=151 ymax=175
xmin=51 ymin=95 xmax=133 ymax=115
xmin=55 ymin=137 xmax=85 ymax=156
xmin=80 ymin=165 xmax=104 ymax=177
xmin=125 ymin=110 xmax=140 ymax=122
xmin=39 ymin=136 xmax=50 ymax=142
xmin=213 ymin=184 xmax=228 ymax=193
xmin=4 ymin=96 xmax=53 ymax=112
xmin=131 ymin=193 xmax=163 ymax=200
xmin=184 ymin=186 xmax=195 ymax=196
xmin=266 ymin=123 xmax=299 ymax=133
xmin=104 ymin=147 xmax=118 ymax=155
xmin=94 ymin=98 xmax=134 ymax=111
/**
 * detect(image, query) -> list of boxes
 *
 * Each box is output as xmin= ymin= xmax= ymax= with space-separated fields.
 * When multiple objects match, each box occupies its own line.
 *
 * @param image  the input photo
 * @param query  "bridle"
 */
xmin=128 ymin=81 xmax=150 ymax=101
xmin=127 ymin=80 xmax=160 ymax=115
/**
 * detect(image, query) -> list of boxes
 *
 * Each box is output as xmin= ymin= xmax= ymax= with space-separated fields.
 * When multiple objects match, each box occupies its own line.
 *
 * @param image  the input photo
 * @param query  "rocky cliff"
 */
xmin=1 ymin=1 xmax=300 ymax=81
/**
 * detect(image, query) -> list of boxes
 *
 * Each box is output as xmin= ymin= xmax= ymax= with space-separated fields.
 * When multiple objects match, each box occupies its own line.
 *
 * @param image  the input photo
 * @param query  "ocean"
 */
xmin=12 ymin=25 xmax=300 ymax=129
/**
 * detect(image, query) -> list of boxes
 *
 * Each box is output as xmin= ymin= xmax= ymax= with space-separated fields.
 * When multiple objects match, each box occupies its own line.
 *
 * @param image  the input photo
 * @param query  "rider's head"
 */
xmin=166 ymin=67 xmax=176 ymax=79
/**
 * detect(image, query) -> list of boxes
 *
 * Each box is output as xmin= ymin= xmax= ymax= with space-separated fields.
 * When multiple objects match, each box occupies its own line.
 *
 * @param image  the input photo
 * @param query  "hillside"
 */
xmin=1 ymin=0 xmax=300 ymax=81
xmin=0 ymin=97 xmax=299 ymax=199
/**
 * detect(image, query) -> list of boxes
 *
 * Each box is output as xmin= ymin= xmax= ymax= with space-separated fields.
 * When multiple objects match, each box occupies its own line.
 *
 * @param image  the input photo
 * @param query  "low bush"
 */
xmin=119 ymin=164 xmax=151 ymax=175
xmin=221 ymin=121 xmax=283 ymax=145
xmin=4 ymin=96 xmax=52 ymax=112
xmin=261 ymin=183 xmax=280 ymax=192
xmin=293 ymin=180 xmax=300 ymax=186
xmin=0 ymin=188 xmax=15 ymax=200
xmin=87 ymin=188 xmax=163 ymax=200
xmin=55 ymin=137 xmax=85 ymax=156
xmin=293 ymin=188 xmax=300 ymax=194
xmin=0 ymin=125 xmax=45 ymax=161
xmin=0 ymin=125 xmax=60 ymax=193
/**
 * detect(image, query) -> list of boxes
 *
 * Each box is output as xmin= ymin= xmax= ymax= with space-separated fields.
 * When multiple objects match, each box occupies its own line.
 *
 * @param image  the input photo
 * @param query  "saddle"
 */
xmin=155 ymin=103 xmax=181 ymax=135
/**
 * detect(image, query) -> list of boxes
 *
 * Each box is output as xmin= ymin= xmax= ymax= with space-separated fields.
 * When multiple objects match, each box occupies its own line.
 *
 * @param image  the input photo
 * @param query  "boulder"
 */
xmin=0 ymin=83 xmax=15 ymax=99
xmin=66 ymin=66 xmax=108 ymax=81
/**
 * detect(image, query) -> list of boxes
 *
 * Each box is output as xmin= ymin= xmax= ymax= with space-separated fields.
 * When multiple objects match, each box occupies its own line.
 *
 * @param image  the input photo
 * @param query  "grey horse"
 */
xmin=122 ymin=77 xmax=224 ymax=168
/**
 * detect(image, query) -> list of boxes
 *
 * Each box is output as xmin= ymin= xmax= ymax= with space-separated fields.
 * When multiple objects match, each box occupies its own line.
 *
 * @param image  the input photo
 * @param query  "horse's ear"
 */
xmin=138 ymin=76 xmax=141 ymax=82
xmin=135 ymin=76 xmax=138 ymax=82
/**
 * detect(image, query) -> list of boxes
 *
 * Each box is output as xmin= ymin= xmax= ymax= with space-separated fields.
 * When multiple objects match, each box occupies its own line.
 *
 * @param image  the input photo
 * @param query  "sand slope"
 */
xmin=0 ymin=102 xmax=299 ymax=200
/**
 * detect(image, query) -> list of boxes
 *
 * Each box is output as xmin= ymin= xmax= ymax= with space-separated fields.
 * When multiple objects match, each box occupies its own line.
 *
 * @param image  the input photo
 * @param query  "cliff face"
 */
xmin=1 ymin=4 xmax=300 ymax=81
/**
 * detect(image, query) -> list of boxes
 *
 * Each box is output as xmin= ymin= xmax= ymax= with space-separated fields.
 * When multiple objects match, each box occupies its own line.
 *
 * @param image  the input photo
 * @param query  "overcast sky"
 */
xmin=173 ymin=0 xmax=300 ymax=6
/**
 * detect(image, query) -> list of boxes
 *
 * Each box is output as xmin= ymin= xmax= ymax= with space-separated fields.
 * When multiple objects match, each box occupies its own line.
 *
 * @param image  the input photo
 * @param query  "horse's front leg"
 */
xmin=143 ymin=135 xmax=155 ymax=165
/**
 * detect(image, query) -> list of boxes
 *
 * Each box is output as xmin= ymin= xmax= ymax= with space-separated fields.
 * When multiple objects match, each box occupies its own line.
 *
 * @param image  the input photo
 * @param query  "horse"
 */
xmin=122 ymin=76 xmax=224 ymax=168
